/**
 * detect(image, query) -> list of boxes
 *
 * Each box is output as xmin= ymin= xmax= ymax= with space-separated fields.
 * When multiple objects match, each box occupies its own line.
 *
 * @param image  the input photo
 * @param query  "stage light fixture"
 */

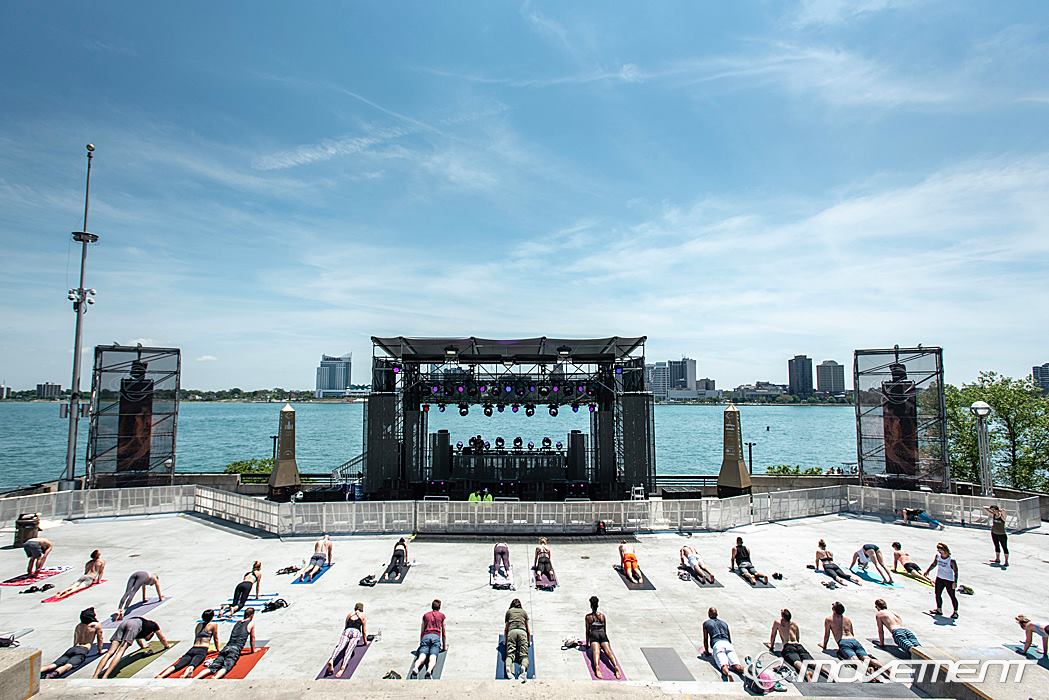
xmin=458 ymin=404 xmax=469 ymax=416
xmin=555 ymin=440 xmax=563 ymax=450
xmin=443 ymin=384 xmax=454 ymax=397
xmin=466 ymin=382 xmax=478 ymax=397
xmin=457 ymin=385 xmax=465 ymax=394
xmin=498 ymin=404 xmax=505 ymax=413
xmin=431 ymin=385 xmax=440 ymax=394
xmin=538 ymin=386 xmax=550 ymax=398
xmin=479 ymin=384 xmax=488 ymax=393
xmin=614 ymin=366 xmax=623 ymax=375
xmin=577 ymin=385 xmax=585 ymax=394
xmin=439 ymin=404 xmax=446 ymax=412
xmin=513 ymin=437 xmax=523 ymax=449
xmin=504 ymin=385 xmax=513 ymax=394
xmin=527 ymin=441 xmax=534 ymax=450
xmin=444 ymin=345 xmax=458 ymax=360
xmin=588 ymin=403 xmax=596 ymax=413
xmin=572 ymin=403 xmax=580 ymax=413
xmin=542 ymin=437 xmax=552 ymax=448
xmin=511 ymin=404 xmax=519 ymax=413
xmin=548 ymin=405 xmax=558 ymax=417
xmin=557 ymin=345 xmax=572 ymax=359
xmin=586 ymin=383 xmax=595 ymax=396
xmin=455 ymin=441 xmax=463 ymax=451
xmin=552 ymin=385 xmax=560 ymax=393
xmin=422 ymin=404 xmax=429 ymax=413
xmin=495 ymin=437 xmax=505 ymax=449
xmin=525 ymin=405 xmax=535 ymax=417
xmin=502 ymin=359 xmax=515 ymax=369
xmin=483 ymin=404 xmax=493 ymax=417
xmin=392 ymin=363 xmax=401 ymax=374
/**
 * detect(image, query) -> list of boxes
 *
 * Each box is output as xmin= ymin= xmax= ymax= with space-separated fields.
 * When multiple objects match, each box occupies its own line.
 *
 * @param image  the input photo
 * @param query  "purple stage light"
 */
xmin=614 ymin=366 xmax=623 ymax=375
xmin=552 ymin=386 xmax=559 ymax=393
xmin=479 ymin=385 xmax=487 ymax=393
xmin=457 ymin=385 xmax=465 ymax=393
xmin=392 ymin=366 xmax=400 ymax=373
xmin=512 ymin=405 xmax=519 ymax=413
xmin=505 ymin=385 xmax=512 ymax=393
xmin=431 ymin=386 xmax=439 ymax=394
xmin=588 ymin=404 xmax=596 ymax=412
xmin=577 ymin=386 xmax=585 ymax=393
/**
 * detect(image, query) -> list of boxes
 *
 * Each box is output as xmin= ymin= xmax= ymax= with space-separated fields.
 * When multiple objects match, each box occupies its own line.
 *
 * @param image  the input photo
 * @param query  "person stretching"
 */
xmin=585 ymin=596 xmax=622 ymax=679
xmin=766 ymin=608 xmax=816 ymax=682
xmin=23 ymin=537 xmax=53 ymax=576
xmin=114 ymin=571 xmax=163 ymax=621
xmin=874 ymin=599 xmax=921 ymax=654
xmin=155 ymin=610 xmax=221 ymax=678
xmin=300 ymin=535 xmax=333 ymax=582
xmin=92 ymin=617 xmax=171 ymax=678
xmin=222 ymin=561 xmax=261 ymax=619
xmin=384 ymin=538 xmax=410 ymax=581
xmin=534 ymin=538 xmax=557 ymax=585
xmin=41 ymin=607 xmax=104 ymax=679
xmin=1014 ymin=615 xmax=1049 ymax=658
xmin=680 ymin=545 xmax=715 ymax=584
xmin=985 ymin=505 xmax=1009 ymax=568
xmin=503 ymin=598 xmax=531 ymax=680
xmin=820 ymin=602 xmax=883 ymax=675
xmin=729 ymin=537 xmax=769 ymax=585
xmin=702 ymin=607 xmax=744 ymax=681
xmin=54 ymin=550 xmax=105 ymax=599
xmin=891 ymin=542 xmax=934 ymax=584
xmin=197 ymin=608 xmax=256 ymax=680
xmin=409 ymin=599 xmax=447 ymax=679
xmin=815 ymin=540 xmax=862 ymax=586
xmin=899 ymin=508 xmax=944 ymax=530
xmin=923 ymin=542 xmax=959 ymax=619
xmin=324 ymin=603 xmax=368 ymax=677
xmin=850 ymin=544 xmax=893 ymax=584
xmin=618 ymin=540 xmax=643 ymax=584
xmin=493 ymin=542 xmax=511 ymax=579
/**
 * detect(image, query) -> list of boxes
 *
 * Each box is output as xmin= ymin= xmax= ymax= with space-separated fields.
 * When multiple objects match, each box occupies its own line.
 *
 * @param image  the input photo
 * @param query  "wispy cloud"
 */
xmin=196 ymin=355 xmax=218 ymax=362
xmin=791 ymin=0 xmax=914 ymax=28
xmin=84 ymin=40 xmax=138 ymax=57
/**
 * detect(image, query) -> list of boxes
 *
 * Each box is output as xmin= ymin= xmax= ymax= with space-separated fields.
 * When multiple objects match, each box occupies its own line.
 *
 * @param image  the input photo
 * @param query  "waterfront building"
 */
xmin=648 ymin=361 xmax=669 ymax=399
xmin=667 ymin=357 xmax=697 ymax=390
xmin=732 ymin=381 xmax=786 ymax=402
xmin=788 ymin=354 xmax=813 ymax=396
xmin=0 ymin=385 xmax=11 ymax=399
xmin=697 ymin=377 xmax=716 ymax=391
xmin=1033 ymin=363 xmax=1049 ymax=395
xmin=816 ymin=359 xmax=846 ymax=393
xmin=35 ymin=382 xmax=62 ymax=399
xmin=315 ymin=353 xmax=352 ymax=398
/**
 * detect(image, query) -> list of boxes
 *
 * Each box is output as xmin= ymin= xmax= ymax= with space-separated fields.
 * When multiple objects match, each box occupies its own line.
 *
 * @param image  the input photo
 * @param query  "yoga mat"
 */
xmin=407 ymin=649 xmax=446 ymax=679
xmin=292 ymin=564 xmax=333 ymax=584
xmin=678 ymin=566 xmax=722 ymax=588
xmin=378 ymin=562 xmax=410 ymax=584
xmin=614 ymin=565 xmax=656 ymax=591
xmin=107 ymin=639 xmax=178 ymax=678
xmin=850 ymin=568 xmax=901 ymax=588
xmin=896 ymin=570 xmax=934 ymax=587
xmin=224 ymin=593 xmax=278 ymax=601
xmin=52 ymin=644 xmax=109 ymax=679
xmin=1005 ymin=644 xmax=1049 ymax=670
xmin=102 ymin=597 xmax=171 ymax=629
xmin=489 ymin=565 xmax=513 ymax=588
xmin=735 ymin=571 xmax=774 ymax=588
xmin=1 ymin=567 xmax=70 ymax=586
xmin=642 ymin=647 xmax=693 ymax=681
xmin=190 ymin=646 xmax=270 ymax=679
xmin=580 ymin=647 xmax=626 ymax=680
xmin=495 ymin=634 xmax=535 ymax=679
xmin=42 ymin=579 xmax=107 ymax=603
xmin=316 ymin=639 xmax=369 ymax=679
xmin=534 ymin=571 xmax=557 ymax=590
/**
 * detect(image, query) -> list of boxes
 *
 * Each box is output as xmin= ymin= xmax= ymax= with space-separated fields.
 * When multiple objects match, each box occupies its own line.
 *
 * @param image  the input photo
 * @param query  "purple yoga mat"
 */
xmin=102 ymin=597 xmax=170 ymax=629
xmin=581 ymin=647 xmax=626 ymax=680
xmin=534 ymin=571 xmax=557 ymax=589
xmin=315 ymin=639 xmax=369 ymax=679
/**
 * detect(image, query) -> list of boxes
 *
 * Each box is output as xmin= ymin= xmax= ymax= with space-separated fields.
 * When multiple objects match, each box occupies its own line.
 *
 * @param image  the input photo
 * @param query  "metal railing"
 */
xmin=0 ymin=485 xmax=195 ymax=523
xmin=845 ymin=486 xmax=1041 ymax=531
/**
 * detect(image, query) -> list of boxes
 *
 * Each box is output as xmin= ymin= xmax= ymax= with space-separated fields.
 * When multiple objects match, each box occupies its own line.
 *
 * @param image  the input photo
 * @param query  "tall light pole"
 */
xmin=744 ymin=441 xmax=756 ymax=474
xmin=970 ymin=400 xmax=993 ymax=496
xmin=62 ymin=144 xmax=100 ymax=490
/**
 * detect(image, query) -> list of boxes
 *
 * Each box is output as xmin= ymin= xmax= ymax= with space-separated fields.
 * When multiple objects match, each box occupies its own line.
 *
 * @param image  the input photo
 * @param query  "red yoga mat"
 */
xmin=189 ymin=646 xmax=269 ymax=679
xmin=42 ymin=579 xmax=107 ymax=603
xmin=1 ymin=567 xmax=70 ymax=586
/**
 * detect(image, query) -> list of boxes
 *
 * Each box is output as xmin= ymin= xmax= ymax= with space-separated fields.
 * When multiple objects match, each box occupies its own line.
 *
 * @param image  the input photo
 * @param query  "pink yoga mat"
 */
xmin=43 ymin=579 xmax=107 ymax=603
xmin=1 ymin=567 xmax=70 ymax=586
xmin=581 ymin=648 xmax=627 ymax=680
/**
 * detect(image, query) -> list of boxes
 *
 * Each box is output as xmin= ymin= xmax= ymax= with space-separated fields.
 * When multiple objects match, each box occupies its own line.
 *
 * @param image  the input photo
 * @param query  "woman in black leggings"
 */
xmin=923 ymin=543 xmax=959 ymax=619
xmin=984 ymin=505 xmax=1009 ymax=567
xmin=223 ymin=561 xmax=261 ymax=619
xmin=156 ymin=610 xmax=220 ymax=678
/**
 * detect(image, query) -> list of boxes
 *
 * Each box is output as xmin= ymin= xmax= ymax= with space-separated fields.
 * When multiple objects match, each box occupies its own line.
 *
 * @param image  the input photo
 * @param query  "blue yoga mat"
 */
xmin=850 ymin=567 xmax=901 ymax=588
xmin=495 ymin=635 xmax=535 ymax=679
xmin=291 ymin=563 xmax=333 ymax=584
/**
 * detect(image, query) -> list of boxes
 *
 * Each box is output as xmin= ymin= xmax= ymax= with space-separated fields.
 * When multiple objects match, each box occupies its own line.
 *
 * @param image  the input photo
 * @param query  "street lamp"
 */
xmin=970 ymin=401 xmax=993 ymax=496
xmin=62 ymin=144 xmax=100 ymax=491
xmin=744 ymin=441 xmax=756 ymax=474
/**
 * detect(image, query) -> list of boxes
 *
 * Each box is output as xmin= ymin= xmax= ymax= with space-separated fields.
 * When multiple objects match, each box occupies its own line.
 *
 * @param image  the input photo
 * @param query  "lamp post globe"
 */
xmin=969 ymin=400 xmax=991 ymax=418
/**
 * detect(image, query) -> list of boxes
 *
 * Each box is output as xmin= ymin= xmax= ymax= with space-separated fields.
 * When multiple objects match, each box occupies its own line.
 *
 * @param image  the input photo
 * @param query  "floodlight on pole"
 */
xmin=969 ymin=400 xmax=993 ymax=496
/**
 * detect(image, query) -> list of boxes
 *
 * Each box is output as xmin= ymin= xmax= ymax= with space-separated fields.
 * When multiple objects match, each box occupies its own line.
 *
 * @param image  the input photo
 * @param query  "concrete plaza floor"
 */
xmin=1 ymin=509 xmax=1046 ymax=698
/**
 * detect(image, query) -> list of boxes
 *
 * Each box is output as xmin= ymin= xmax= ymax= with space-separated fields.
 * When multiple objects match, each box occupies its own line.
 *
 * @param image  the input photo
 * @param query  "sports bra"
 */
xmin=193 ymin=622 xmax=211 ymax=645
xmin=588 ymin=613 xmax=605 ymax=634
xmin=346 ymin=614 xmax=364 ymax=631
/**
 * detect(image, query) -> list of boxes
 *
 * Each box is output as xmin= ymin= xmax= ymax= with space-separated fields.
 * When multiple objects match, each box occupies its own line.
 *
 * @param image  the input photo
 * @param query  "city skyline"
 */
xmin=2 ymin=3 xmax=1048 ymax=391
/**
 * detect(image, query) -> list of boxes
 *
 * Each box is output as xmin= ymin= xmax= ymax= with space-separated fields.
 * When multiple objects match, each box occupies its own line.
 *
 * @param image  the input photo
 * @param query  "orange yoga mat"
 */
xmin=188 ymin=646 xmax=269 ymax=679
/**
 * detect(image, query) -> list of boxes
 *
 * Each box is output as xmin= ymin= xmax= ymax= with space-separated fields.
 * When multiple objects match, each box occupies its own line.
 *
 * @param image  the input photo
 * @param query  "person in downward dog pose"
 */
xmin=1014 ymin=615 xmax=1049 ymax=658
xmin=850 ymin=544 xmax=894 ymax=585
xmin=114 ymin=571 xmax=163 ymax=621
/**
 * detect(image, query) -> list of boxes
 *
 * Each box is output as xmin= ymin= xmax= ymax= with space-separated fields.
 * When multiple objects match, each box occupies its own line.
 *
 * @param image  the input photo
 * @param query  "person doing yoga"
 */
xmin=300 ymin=535 xmax=333 ymax=582
xmin=155 ymin=610 xmax=221 ymax=678
xmin=503 ymin=598 xmax=531 ymax=680
xmin=702 ymin=607 xmax=744 ymax=681
xmin=324 ymin=603 xmax=368 ymax=677
xmin=766 ymin=609 xmax=816 ymax=682
xmin=924 ymin=543 xmax=959 ymax=619
xmin=222 ymin=561 xmax=262 ymax=619
xmin=23 ymin=536 xmax=53 ymax=576
xmin=197 ymin=608 xmax=256 ymax=680
xmin=985 ymin=505 xmax=1009 ymax=568
xmin=409 ymin=599 xmax=446 ymax=679
xmin=533 ymin=537 xmax=557 ymax=585
xmin=1014 ymin=615 xmax=1049 ymax=657
xmin=815 ymin=540 xmax=862 ymax=586
xmin=92 ymin=617 xmax=171 ymax=678
xmin=41 ymin=608 xmax=104 ymax=679
xmin=729 ymin=537 xmax=769 ymax=585
xmin=820 ymin=602 xmax=883 ymax=675
xmin=618 ymin=540 xmax=643 ymax=583
xmin=890 ymin=542 xmax=934 ymax=584
xmin=493 ymin=542 xmax=511 ymax=578
xmin=384 ymin=538 xmax=410 ymax=581
xmin=114 ymin=571 xmax=163 ymax=621
xmin=850 ymin=543 xmax=894 ymax=584
xmin=680 ymin=545 xmax=715 ymax=584
xmin=54 ymin=550 xmax=105 ymax=599
xmin=874 ymin=599 xmax=921 ymax=654
xmin=585 ymin=596 xmax=622 ymax=679
xmin=898 ymin=508 xmax=944 ymax=530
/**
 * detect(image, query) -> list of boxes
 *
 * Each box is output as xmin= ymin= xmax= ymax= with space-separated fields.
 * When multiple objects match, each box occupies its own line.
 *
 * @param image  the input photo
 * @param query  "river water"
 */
xmin=0 ymin=402 xmax=856 ymax=490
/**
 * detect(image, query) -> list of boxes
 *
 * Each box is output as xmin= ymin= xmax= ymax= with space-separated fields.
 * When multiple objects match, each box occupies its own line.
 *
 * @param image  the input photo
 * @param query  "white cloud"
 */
xmin=792 ymin=0 xmax=913 ymax=28
xmin=196 ymin=355 xmax=218 ymax=362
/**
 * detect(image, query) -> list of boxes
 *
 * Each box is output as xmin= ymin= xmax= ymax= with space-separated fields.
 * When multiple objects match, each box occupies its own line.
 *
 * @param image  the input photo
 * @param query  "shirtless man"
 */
xmin=41 ymin=608 xmax=105 ymax=678
xmin=23 ymin=536 xmax=53 ymax=576
xmin=680 ymin=545 xmax=716 ymax=584
xmin=300 ymin=534 xmax=333 ymax=582
xmin=873 ymin=599 xmax=921 ymax=654
xmin=850 ymin=544 xmax=893 ymax=585
xmin=766 ymin=608 xmax=816 ymax=681
xmin=729 ymin=537 xmax=769 ymax=585
xmin=54 ymin=550 xmax=105 ymax=599
xmin=618 ymin=541 xmax=643 ymax=584
xmin=890 ymin=542 xmax=933 ymax=584
xmin=821 ymin=602 xmax=883 ymax=675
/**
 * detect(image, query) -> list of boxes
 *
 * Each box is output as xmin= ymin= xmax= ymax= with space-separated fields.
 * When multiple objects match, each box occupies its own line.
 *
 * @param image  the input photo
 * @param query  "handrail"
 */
xmin=331 ymin=452 xmax=366 ymax=482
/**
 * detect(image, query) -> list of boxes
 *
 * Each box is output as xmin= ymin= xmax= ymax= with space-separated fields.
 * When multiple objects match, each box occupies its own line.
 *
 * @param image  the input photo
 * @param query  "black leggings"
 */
xmin=535 ymin=557 xmax=554 ymax=578
xmin=232 ymin=580 xmax=252 ymax=609
xmin=934 ymin=577 xmax=958 ymax=612
xmin=992 ymin=532 xmax=1009 ymax=556
xmin=172 ymin=645 xmax=208 ymax=671
xmin=389 ymin=551 xmax=405 ymax=576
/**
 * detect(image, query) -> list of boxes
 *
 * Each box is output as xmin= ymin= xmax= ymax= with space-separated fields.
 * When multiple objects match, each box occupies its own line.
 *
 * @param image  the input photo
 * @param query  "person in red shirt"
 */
xmin=409 ymin=599 xmax=447 ymax=679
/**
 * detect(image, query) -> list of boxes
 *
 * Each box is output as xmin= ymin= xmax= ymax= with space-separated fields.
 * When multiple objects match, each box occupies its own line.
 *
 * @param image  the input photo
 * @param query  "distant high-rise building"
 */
xmin=315 ymin=353 xmax=353 ymax=398
xmin=1033 ymin=363 xmax=1049 ymax=395
xmin=667 ymin=357 xmax=697 ymax=391
xmin=816 ymin=360 xmax=846 ymax=393
xmin=648 ymin=362 xmax=669 ymax=399
xmin=788 ymin=355 xmax=813 ymax=396
xmin=36 ymin=382 xmax=62 ymax=399
xmin=0 ymin=385 xmax=11 ymax=399
xmin=697 ymin=378 xmax=716 ymax=391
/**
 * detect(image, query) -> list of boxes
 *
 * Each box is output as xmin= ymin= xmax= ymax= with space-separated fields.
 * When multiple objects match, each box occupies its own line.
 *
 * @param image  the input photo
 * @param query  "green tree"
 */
xmin=765 ymin=464 xmax=823 ymax=476
xmin=223 ymin=457 xmax=274 ymax=474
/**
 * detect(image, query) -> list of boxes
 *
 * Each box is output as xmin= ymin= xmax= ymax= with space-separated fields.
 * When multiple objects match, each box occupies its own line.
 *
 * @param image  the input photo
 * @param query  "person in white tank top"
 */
xmin=1015 ymin=615 xmax=1049 ymax=657
xmin=923 ymin=543 xmax=959 ymax=619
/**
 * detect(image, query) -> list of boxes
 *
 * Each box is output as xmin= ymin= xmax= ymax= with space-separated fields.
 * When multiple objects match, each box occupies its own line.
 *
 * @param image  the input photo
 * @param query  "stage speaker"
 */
xmin=363 ymin=393 xmax=397 ymax=495
xmin=621 ymin=392 xmax=655 ymax=494
xmin=566 ymin=430 xmax=586 ymax=481
xmin=433 ymin=430 xmax=452 ymax=480
xmin=592 ymin=409 xmax=615 ymax=488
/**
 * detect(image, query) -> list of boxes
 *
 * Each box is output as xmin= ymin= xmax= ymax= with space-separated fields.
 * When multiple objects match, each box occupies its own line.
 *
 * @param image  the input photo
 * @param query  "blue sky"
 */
xmin=1 ymin=0 xmax=1047 ymax=390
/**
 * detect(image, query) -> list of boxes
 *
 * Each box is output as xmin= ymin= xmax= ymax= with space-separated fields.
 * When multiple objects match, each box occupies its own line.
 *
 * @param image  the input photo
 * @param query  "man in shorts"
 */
xmin=766 ymin=608 xmax=816 ymax=681
xmin=410 ymin=599 xmax=447 ymax=679
xmin=702 ymin=607 xmax=744 ymax=681
xmin=729 ymin=537 xmax=769 ymax=585
xmin=821 ymin=602 xmax=883 ymax=675
xmin=299 ymin=534 xmax=333 ymax=582
xmin=891 ymin=542 xmax=933 ymax=584
xmin=41 ymin=608 xmax=104 ymax=678
xmin=197 ymin=607 xmax=256 ymax=679
xmin=23 ymin=536 xmax=53 ymax=576
xmin=680 ymin=545 xmax=716 ymax=584
xmin=874 ymin=599 xmax=921 ymax=654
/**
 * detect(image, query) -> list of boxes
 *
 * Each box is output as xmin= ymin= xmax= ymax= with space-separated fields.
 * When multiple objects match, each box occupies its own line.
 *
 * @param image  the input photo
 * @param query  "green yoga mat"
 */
xmin=108 ymin=640 xmax=178 ymax=678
